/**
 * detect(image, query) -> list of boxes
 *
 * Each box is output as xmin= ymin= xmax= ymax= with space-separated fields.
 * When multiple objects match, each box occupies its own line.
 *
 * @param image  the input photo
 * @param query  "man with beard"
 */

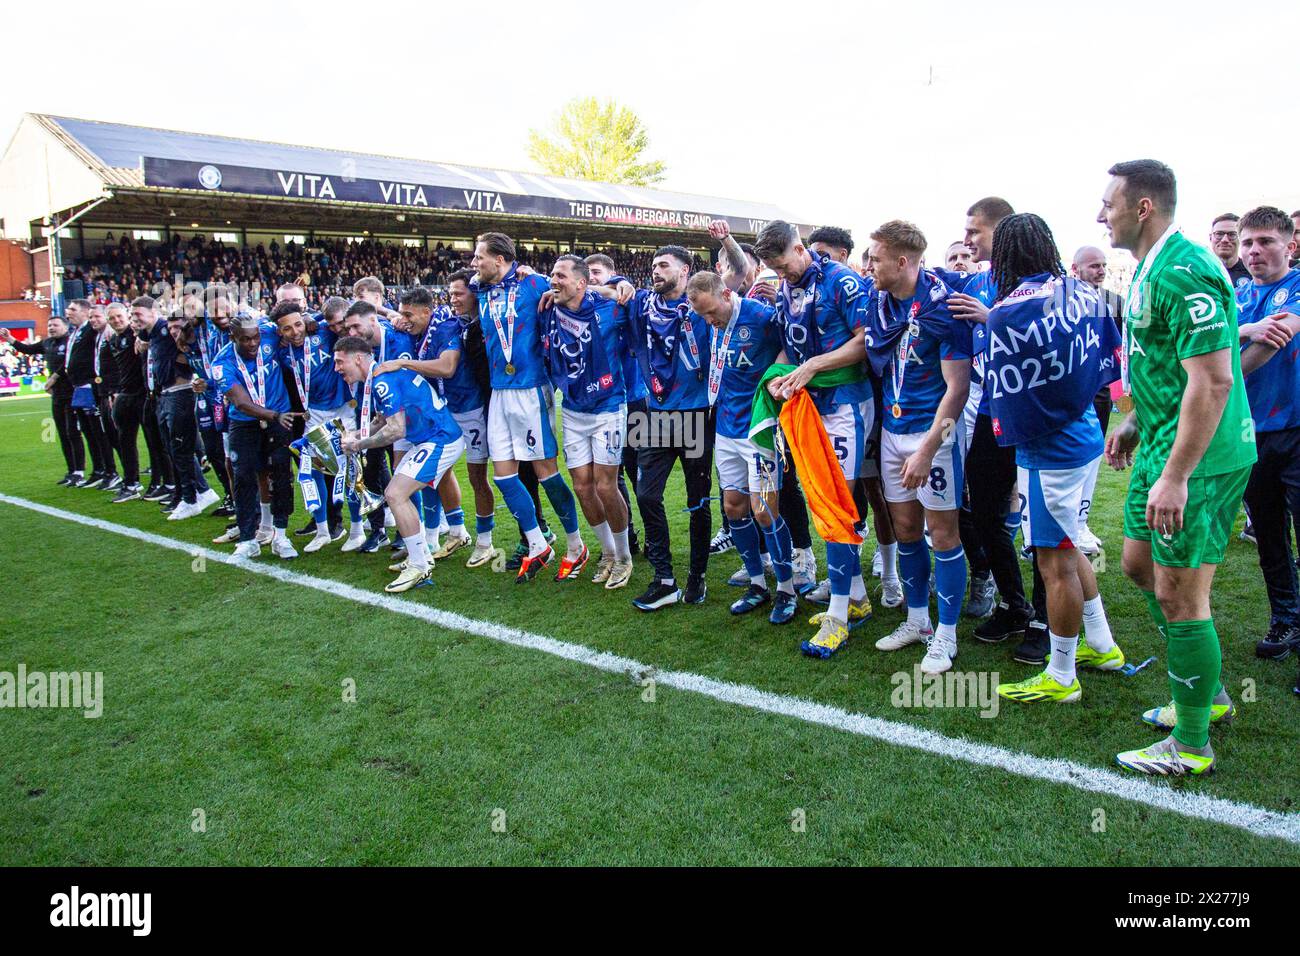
xmin=471 ymin=232 xmax=584 ymax=583
xmin=600 ymin=246 xmax=714 ymax=610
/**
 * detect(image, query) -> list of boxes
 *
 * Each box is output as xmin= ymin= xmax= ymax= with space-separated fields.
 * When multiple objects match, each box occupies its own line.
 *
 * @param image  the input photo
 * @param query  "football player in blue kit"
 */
xmin=865 ymin=220 xmax=973 ymax=676
xmin=382 ymin=286 xmax=471 ymax=564
xmin=272 ymin=300 xmax=351 ymax=554
xmin=1235 ymin=205 xmax=1300 ymax=668
xmin=210 ymin=315 xmax=300 ymax=560
xmin=947 ymin=198 xmax=1043 ymax=657
xmin=342 ymin=299 xmax=414 ymax=554
xmin=471 ymin=232 xmax=585 ymax=583
xmin=977 ymin=214 xmax=1124 ymax=705
xmin=585 ymin=252 xmax=644 ymax=561
xmin=335 ymin=335 xmax=465 ymax=594
xmin=541 ymin=255 xmax=635 ymax=589
xmin=686 ymin=270 xmax=798 ymax=624
xmin=753 ymin=220 xmax=876 ymax=657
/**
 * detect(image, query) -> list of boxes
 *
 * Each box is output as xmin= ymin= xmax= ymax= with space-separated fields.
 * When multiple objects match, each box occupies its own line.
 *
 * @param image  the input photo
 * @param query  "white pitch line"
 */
xmin=4 ymin=490 xmax=1299 ymax=847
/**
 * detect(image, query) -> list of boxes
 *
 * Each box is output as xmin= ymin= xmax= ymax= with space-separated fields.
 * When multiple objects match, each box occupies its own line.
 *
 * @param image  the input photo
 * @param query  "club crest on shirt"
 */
xmin=1274 ymin=288 xmax=1289 ymax=307
xmin=737 ymin=326 xmax=751 ymax=341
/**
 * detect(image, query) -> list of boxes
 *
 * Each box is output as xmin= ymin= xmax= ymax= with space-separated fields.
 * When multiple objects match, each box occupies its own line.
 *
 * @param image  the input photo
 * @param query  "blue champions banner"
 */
xmin=985 ymin=274 xmax=1122 ymax=447
xmin=142 ymin=157 xmax=792 ymax=236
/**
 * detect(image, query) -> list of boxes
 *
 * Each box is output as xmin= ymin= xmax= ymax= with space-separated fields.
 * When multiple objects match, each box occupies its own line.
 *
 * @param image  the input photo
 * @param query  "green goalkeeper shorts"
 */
xmin=1123 ymin=462 xmax=1251 ymax=568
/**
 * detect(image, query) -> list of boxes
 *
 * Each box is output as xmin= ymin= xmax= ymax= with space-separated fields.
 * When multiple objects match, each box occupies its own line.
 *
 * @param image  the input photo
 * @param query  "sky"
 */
xmin=5 ymin=0 xmax=1299 ymax=272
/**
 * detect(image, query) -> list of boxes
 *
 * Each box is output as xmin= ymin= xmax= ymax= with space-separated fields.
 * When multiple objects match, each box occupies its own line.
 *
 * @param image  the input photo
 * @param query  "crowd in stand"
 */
xmin=66 ymin=234 xmax=706 ymax=311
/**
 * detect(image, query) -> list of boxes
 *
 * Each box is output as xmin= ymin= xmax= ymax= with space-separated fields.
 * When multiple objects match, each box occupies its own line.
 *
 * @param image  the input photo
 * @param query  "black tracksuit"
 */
xmin=10 ymin=333 xmax=79 ymax=474
xmin=108 ymin=329 xmax=147 ymax=486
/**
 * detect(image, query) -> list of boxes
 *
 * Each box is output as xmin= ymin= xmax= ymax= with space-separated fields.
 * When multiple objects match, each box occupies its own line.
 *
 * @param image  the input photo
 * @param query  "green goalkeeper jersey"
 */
xmin=1123 ymin=226 xmax=1257 ymax=477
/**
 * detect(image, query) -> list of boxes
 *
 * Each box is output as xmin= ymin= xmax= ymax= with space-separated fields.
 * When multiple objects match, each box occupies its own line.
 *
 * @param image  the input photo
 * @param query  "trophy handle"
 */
xmin=347 ymin=452 xmax=385 ymax=516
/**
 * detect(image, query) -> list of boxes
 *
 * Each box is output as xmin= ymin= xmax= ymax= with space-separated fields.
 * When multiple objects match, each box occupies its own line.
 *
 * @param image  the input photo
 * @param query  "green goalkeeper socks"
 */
xmin=1141 ymin=590 xmax=1167 ymax=639
xmin=1165 ymin=618 xmax=1222 ymax=749
xmin=1142 ymin=590 xmax=1223 ymax=697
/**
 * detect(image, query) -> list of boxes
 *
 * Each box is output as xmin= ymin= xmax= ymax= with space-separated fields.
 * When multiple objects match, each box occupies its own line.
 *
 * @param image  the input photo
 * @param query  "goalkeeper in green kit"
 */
xmin=1098 ymin=159 xmax=1256 ymax=775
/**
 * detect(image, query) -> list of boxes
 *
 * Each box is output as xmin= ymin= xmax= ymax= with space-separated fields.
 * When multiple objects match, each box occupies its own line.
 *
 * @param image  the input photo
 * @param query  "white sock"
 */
xmin=592 ymin=521 xmax=615 ymax=557
xmin=566 ymin=529 xmax=585 ymax=558
xmin=777 ymin=577 xmax=796 ymax=595
xmin=613 ymin=526 xmax=631 ymax=561
xmin=403 ymin=532 xmax=429 ymax=570
xmin=849 ymin=573 xmax=866 ymax=601
xmin=907 ymin=605 xmax=932 ymax=630
xmin=1046 ymin=630 xmax=1077 ymax=685
xmin=476 ymin=529 xmax=493 ymax=547
xmin=425 ymin=528 xmax=441 ymax=552
xmin=935 ymin=622 xmax=957 ymax=648
xmin=272 ymin=526 xmax=288 ymax=543
xmin=1082 ymin=595 xmax=1115 ymax=652
xmin=880 ymin=542 xmax=898 ymax=583
xmin=259 ymin=503 xmax=272 ymax=526
xmin=525 ymin=526 xmax=548 ymax=556
xmin=829 ymin=593 xmax=850 ymax=622
xmin=437 ymin=515 xmax=449 ymax=535
xmin=347 ymin=522 xmax=366 ymax=540
xmin=448 ymin=515 xmax=465 ymax=536
xmin=384 ymin=509 xmax=395 ymax=528
xmin=750 ymin=573 xmax=767 ymax=587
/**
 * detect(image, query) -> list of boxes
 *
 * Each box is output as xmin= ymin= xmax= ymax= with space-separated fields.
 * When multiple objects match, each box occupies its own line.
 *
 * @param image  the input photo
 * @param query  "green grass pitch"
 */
xmin=1 ymin=393 xmax=1298 ymax=865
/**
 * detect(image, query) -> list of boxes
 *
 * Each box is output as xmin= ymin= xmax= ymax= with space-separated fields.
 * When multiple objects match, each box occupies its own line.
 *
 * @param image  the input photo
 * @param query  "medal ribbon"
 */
xmin=360 ymin=364 xmax=375 ymax=440
xmin=707 ymin=299 xmax=741 ymax=407
xmin=291 ymin=340 xmax=313 ymax=409
xmin=488 ymin=286 xmax=519 ymax=368
xmin=886 ymin=296 xmax=914 ymax=410
xmin=235 ymin=340 xmax=267 ymax=408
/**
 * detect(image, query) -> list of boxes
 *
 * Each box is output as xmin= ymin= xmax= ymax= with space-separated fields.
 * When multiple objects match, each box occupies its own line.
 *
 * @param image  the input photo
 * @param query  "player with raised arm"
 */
xmin=600 ymin=246 xmax=715 ymax=610
xmin=1100 ymin=160 xmax=1256 ymax=775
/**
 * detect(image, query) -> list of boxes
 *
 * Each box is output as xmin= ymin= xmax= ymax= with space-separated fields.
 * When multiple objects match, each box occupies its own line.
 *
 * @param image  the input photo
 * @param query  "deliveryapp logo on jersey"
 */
xmin=1184 ymin=292 xmax=1227 ymax=335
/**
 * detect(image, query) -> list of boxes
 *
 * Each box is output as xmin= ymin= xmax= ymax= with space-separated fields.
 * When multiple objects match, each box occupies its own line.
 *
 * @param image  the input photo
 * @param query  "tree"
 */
xmin=527 ymin=97 xmax=666 ymax=186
